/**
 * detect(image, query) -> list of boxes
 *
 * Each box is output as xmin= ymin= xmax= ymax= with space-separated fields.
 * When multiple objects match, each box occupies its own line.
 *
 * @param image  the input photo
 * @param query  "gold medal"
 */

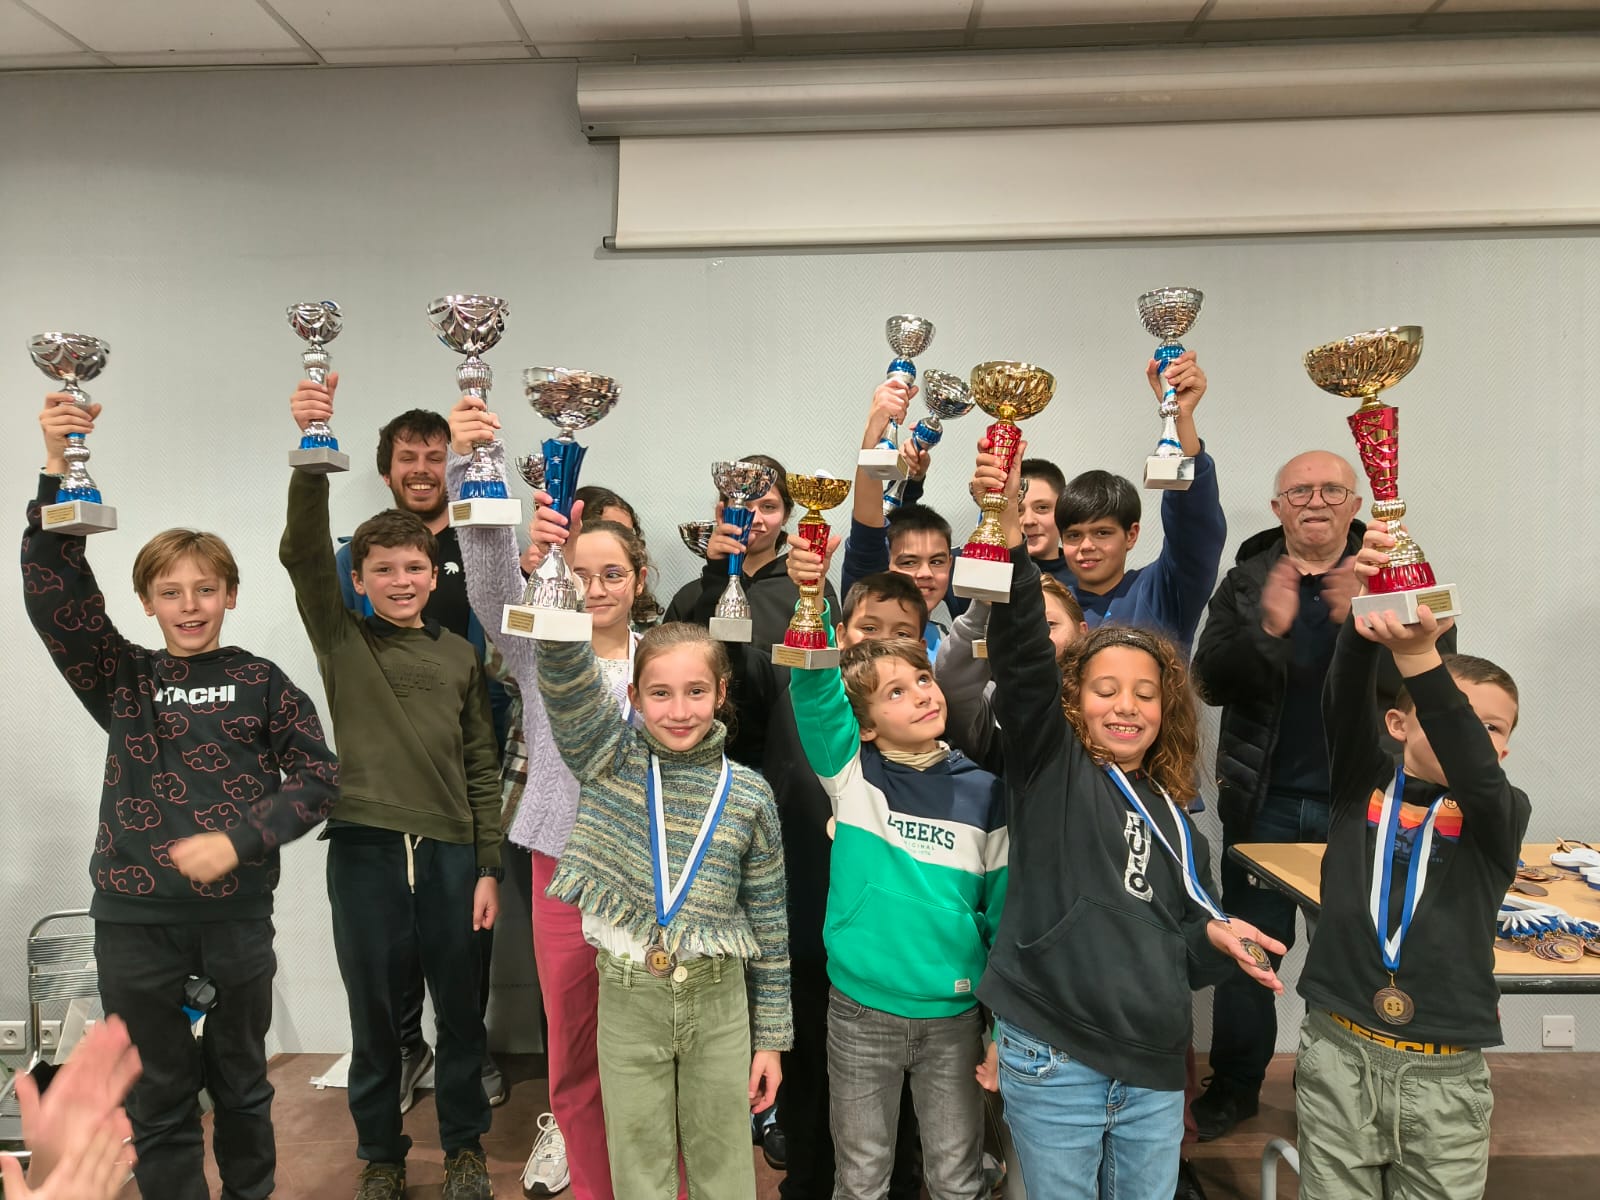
xmin=1239 ymin=938 xmax=1272 ymax=971
xmin=1374 ymin=984 xmax=1415 ymax=1025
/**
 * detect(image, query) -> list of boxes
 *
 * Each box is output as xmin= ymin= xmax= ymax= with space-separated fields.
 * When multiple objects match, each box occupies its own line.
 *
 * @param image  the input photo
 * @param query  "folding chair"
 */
xmin=0 ymin=910 xmax=98 ymax=1162
xmin=1262 ymin=1136 xmax=1301 ymax=1200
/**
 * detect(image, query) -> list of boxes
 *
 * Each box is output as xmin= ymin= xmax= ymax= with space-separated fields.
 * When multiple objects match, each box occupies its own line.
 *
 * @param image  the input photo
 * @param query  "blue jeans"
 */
xmin=1208 ymin=790 xmax=1331 ymax=1091
xmin=995 ymin=1018 xmax=1183 ymax=1200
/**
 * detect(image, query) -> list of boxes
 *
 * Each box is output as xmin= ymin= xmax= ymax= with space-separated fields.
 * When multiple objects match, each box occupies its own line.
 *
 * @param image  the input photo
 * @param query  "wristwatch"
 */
xmin=477 ymin=866 xmax=505 ymax=881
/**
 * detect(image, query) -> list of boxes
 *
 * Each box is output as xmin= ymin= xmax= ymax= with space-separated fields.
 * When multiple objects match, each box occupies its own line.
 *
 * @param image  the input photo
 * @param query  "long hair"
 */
xmin=578 ymin=519 xmax=662 ymax=629
xmin=1059 ymin=624 xmax=1202 ymax=806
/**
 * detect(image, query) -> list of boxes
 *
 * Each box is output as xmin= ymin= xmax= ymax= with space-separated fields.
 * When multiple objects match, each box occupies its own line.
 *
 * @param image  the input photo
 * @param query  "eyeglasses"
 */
xmin=573 ymin=568 xmax=635 ymax=590
xmin=1277 ymin=484 xmax=1353 ymax=507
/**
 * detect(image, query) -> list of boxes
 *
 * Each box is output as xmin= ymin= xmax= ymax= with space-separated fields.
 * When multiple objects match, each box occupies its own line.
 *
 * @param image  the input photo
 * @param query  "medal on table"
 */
xmin=1370 ymin=766 xmax=1447 ymax=1027
xmin=647 ymin=750 xmax=732 ymax=986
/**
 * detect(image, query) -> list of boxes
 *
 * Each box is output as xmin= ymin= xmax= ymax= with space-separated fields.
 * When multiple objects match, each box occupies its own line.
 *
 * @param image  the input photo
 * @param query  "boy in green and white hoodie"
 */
xmin=789 ymin=636 xmax=1007 ymax=1200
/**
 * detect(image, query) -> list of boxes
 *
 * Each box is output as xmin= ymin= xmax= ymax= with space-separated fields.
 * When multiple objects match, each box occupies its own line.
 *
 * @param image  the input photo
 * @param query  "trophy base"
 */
xmin=450 ymin=498 xmax=523 ymax=528
xmin=41 ymin=500 xmax=117 ymax=535
xmin=771 ymin=643 xmax=840 ymax=670
xmin=973 ymin=639 xmax=988 ymax=660
xmin=1143 ymin=456 xmax=1195 ymax=491
xmin=952 ymin=556 xmax=1014 ymax=603
xmin=289 ymin=447 xmax=351 ymax=474
xmin=857 ymin=448 xmax=906 ymax=483
xmin=1352 ymin=582 xmax=1461 ymax=625
xmin=502 ymin=603 xmax=593 ymax=642
xmin=709 ymin=616 xmax=754 ymax=643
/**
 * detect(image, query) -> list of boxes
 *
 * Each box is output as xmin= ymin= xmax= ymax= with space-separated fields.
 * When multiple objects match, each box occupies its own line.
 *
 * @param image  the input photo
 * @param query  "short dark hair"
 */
xmin=1021 ymin=458 xmax=1067 ymax=498
xmin=737 ymin=452 xmax=791 ymax=518
xmin=885 ymin=505 xmax=952 ymax=553
xmin=350 ymin=509 xmax=438 ymax=573
xmin=1057 ymin=469 xmax=1142 ymax=533
xmin=840 ymin=571 xmax=929 ymax=630
xmin=575 ymin=486 xmax=641 ymax=533
xmin=376 ymin=409 xmax=450 ymax=477
xmin=1394 ymin=652 xmax=1520 ymax=731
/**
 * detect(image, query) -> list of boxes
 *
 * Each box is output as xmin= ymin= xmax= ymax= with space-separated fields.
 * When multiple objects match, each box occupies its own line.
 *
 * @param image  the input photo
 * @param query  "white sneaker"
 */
xmin=522 ymin=1112 xmax=570 ymax=1196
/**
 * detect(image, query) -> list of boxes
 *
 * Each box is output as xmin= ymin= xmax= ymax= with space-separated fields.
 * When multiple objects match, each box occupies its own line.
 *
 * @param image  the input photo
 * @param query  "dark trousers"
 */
xmin=1209 ymin=791 xmax=1331 ymax=1091
xmin=95 ymin=918 xmax=276 ymax=1200
xmin=398 ymin=926 xmax=496 ymax=1047
xmin=778 ymin=957 xmax=921 ymax=1200
xmin=327 ymin=830 xmax=490 ymax=1163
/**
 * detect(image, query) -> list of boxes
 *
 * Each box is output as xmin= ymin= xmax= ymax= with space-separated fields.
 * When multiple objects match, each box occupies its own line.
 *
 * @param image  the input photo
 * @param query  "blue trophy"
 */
xmin=1137 ymin=287 xmax=1203 ymax=491
xmin=30 ymin=332 xmax=116 ymax=534
xmin=287 ymin=301 xmax=349 ymax=473
xmin=882 ymin=367 xmax=975 ymax=513
xmin=707 ymin=459 xmax=780 ymax=643
xmin=858 ymin=314 xmax=935 ymax=483
xmin=430 ymin=294 xmax=522 ymax=527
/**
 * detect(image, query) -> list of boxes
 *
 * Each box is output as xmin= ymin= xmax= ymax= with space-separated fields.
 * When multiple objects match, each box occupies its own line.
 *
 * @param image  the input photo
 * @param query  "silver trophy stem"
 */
xmin=1156 ymin=338 xmax=1183 ymax=420
xmin=301 ymin=345 xmax=333 ymax=438
xmin=60 ymin=384 xmax=98 ymax=494
xmin=524 ymin=549 xmax=585 ymax=610
xmin=1153 ymin=413 xmax=1183 ymax=457
xmin=716 ymin=574 xmax=750 ymax=620
xmin=458 ymin=354 xmax=499 ymax=482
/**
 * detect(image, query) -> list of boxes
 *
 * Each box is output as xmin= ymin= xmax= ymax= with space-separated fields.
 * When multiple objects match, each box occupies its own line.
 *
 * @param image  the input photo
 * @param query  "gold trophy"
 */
xmin=1304 ymin=325 xmax=1459 ymax=624
xmin=951 ymin=361 xmax=1056 ymax=603
xmin=771 ymin=472 xmax=852 ymax=670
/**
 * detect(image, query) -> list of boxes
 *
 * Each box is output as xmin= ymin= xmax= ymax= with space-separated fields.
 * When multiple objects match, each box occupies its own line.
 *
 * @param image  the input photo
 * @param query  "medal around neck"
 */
xmin=501 ymin=366 xmax=621 ymax=642
xmin=286 ymin=301 xmax=349 ymax=474
xmin=1305 ymin=325 xmax=1459 ymax=625
xmin=952 ymin=361 xmax=1056 ymax=603
xmin=1369 ymin=766 xmax=1443 ymax=1027
xmin=772 ymin=472 xmax=851 ymax=670
xmin=31 ymin=332 xmax=116 ymax=534
xmin=431 ymin=294 xmax=522 ymax=529
xmin=884 ymin=367 xmax=974 ymax=513
xmin=859 ymin=314 xmax=936 ymax=483
xmin=708 ymin=459 xmax=779 ymax=643
xmin=1137 ymin=287 xmax=1202 ymax=491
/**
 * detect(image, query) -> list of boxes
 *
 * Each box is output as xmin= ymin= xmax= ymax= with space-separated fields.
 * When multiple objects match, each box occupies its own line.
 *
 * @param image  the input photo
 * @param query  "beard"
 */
xmin=391 ymin=474 xmax=447 ymax=521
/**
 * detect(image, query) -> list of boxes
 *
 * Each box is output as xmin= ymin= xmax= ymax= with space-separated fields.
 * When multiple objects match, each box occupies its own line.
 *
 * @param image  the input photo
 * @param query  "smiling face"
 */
xmin=381 ymin=432 xmax=449 ymax=523
xmin=1271 ymin=451 xmax=1361 ymax=562
xmin=572 ymin=529 xmax=643 ymax=632
xmin=140 ymin=554 xmax=237 ymax=656
xmin=1062 ymin=516 xmax=1139 ymax=593
xmin=353 ymin=543 xmax=438 ymax=627
xmin=889 ymin=529 xmax=952 ymax=612
xmin=1021 ymin=478 xmax=1062 ymax=559
xmin=1079 ymin=644 xmax=1163 ymax=769
xmin=859 ymin=657 xmax=946 ymax=753
xmin=630 ymin=644 xmax=727 ymax=752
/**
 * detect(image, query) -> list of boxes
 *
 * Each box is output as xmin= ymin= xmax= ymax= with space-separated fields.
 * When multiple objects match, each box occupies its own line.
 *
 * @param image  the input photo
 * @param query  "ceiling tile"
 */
xmin=748 ymin=0 xmax=973 ymax=35
xmin=508 ymin=0 xmax=741 ymax=43
xmin=980 ymin=1 xmax=1203 ymax=26
xmin=1207 ymin=1 xmax=1432 ymax=15
xmin=0 ymin=0 xmax=83 ymax=53
xmin=104 ymin=48 xmax=315 ymax=66
xmin=26 ymin=0 xmax=298 ymax=53
xmin=266 ymin=0 xmax=521 ymax=49
xmin=320 ymin=43 xmax=533 ymax=64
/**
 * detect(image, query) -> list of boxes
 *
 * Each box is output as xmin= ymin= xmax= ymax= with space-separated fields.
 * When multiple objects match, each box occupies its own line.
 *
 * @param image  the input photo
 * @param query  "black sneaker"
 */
xmin=1189 ymin=1075 xmax=1259 ymax=1142
xmin=1175 ymin=1158 xmax=1208 ymax=1200
xmin=443 ymin=1147 xmax=494 ymax=1200
xmin=399 ymin=1040 xmax=433 ymax=1116
xmin=355 ymin=1161 xmax=406 ymax=1200
xmin=761 ymin=1121 xmax=787 ymax=1171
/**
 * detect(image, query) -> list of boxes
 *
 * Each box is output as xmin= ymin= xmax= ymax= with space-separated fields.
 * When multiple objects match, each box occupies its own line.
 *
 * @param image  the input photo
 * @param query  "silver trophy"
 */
xmin=501 ymin=367 xmax=621 ymax=642
xmin=1137 ymin=287 xmax=1203 ymax=491
xmin=858 ymin=314 xmax=936 ymax=482
xmin=429 ymin=294 xmax=521 ymax=527
xmin=708 ymin=460 xmax=780 ymax=642
xmin=883 ymin=367 xmax=975 ymax=512
xmin=679 ymin=521 xmax=715 ymax=559
xmin=30 ymin=333 xmax=116 ymax=534
xmin=287 ymin=301 xmax=350 ymax=474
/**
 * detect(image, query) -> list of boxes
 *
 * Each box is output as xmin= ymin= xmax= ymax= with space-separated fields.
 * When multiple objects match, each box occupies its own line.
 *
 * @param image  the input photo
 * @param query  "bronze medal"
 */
xmin=1544 ymin=936 xmax=1584 ymax=964
xmin=1373 ymin=985 xmax=1415 ymax=1025
xmin=1495 ymin=936 xmax=1531 ymax=954
xmin=1239 ymin=938 xmax=1273 ymax=971
xmin=1585 ymin=940 xmax=1600 ymax=959
xmin=645 ymin=946 xmax=676 ymax=977
xmin=1516 ymin=867 xmax=1551 ymax=882
xmin=1510 ymin=881 xmax=1549 ymax=897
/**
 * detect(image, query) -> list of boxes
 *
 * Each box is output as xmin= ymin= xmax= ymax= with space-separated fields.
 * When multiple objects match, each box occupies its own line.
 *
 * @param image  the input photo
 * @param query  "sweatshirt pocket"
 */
xmin=827 ymin=882 xmax=985 ymax=1004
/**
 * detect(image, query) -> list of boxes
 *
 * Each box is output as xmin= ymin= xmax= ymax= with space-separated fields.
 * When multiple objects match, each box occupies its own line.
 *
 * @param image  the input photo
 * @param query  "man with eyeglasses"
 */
xmin=1188 ymin=450 xmax=1453 ymax=1143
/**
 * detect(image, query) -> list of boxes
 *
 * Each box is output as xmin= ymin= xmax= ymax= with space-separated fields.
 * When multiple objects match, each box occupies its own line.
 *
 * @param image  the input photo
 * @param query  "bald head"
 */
xmin=1271 ymin=450 xmax=1363 ymax=564
xmin=1273 ymin=451 xmax=1357 ymax=498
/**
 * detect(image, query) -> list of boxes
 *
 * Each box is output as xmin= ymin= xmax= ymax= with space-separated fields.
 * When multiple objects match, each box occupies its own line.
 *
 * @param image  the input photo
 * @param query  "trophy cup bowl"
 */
xmin=1138 ymin=287 xmax=1204 ymax=491
xmin=772 ymin=472 xmax=852 ymax=670
xmin=881 ymin=366 xmax=977 ymax=513
xmin=886 ymin=314 xmax=936 ymax=362
xmin=679 ymin=521 xmax=715 ymax=559
xmin=524 ymin=367 xmax=621 ymax=440
xmin=428 ymin=294 xmax=510 ymax=359
xmin=431 ymin=295 xmax=520 ymax=528
xmin=952 ymin=361 xmax=1056 ymax=603
xmin=1304 ymin=325 xmax=1456 ymax=623
xmin=29 ymin=332 xmax=117 ymax=534
xmin=287 ymin=300 xmax=349 ymax=474
xmin=862 ymin=314 xmax=938 ymax=482
xmin=708 ymin=459 xmax=780 ymax=642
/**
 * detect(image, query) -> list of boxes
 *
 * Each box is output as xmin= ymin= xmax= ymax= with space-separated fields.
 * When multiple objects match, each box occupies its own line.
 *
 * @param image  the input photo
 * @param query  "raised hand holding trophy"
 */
xmin=1304 ymin=325 xmax=1459 ymax=624
xmin=30 ymin=333 xmax=116 ymax=534
xmin=1137 ymin=287 xmax=1203 ymax=490
xmin=429 ymin=294 xmax=521 ymax=528
xmin=501 ymin=367 xmax=621 ymax=641
xmin=286 ymin=301 xmax=350 ymax=473
xmin=951 ymin=361 xmax=1056 ymax=602
xmin=858 ymin=315 xmax=935 ymax=482
xmin=883 ymin=367 xmax=974 ymax=513
xmin=708 ymin=460 xmax=780 ymax=642
xmin=772 ymin=472 xmax=851 ymax=670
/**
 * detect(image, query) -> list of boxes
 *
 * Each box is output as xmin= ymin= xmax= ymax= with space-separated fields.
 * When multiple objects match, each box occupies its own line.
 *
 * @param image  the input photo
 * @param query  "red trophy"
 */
xmin=1304 ymin=325 xmax=1460 ymax=624
xmin=771 ymin=472 xmax=851 ymax=670
xmin=951 ymin=361 xmax=1056 ymax=603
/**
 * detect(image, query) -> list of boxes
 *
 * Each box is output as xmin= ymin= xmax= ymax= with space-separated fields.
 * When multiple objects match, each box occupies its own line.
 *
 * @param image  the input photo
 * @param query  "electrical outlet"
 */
xmin=0 ymin=1021 xmax=62 ymax=1050
xmin=1542 ymin=1015 xmax=1576 ymax=1049
xmin=39 ymin=1020 xmax=62 ymax=1049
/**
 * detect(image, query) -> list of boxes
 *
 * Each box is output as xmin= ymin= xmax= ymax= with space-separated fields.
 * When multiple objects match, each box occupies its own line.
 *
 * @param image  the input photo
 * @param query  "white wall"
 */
xmin=2 ymin=62 xmax=1597 ymax=1055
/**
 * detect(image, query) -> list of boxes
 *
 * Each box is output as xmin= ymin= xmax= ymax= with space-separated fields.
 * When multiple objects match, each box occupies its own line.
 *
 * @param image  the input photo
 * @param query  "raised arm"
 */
xmin=533 ymin=636 xmax=632 ymax=784
xmin=740 ymin=791 xmax=794 ymax=1052
xmin=934 ymin=600 xmax=998 ymax=765
xmin=787 ymin=651 xmax=861 ymax=816
xmin=447 ymin=444 xmax=538 ymax=683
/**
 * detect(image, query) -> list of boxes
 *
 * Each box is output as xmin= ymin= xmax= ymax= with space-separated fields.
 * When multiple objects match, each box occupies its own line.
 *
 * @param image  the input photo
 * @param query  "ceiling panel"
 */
xmin=1206 ymin=0 xmax=1433 ymax=15
xmin=320 ymin=43 xmax=532 ymax=64
xmin=980 ymin=1 xmax=1203 ymax=26
xmin=508 ymin=0 xmax=741 ymax=43
xmin=748 ymin=0 xmax=973 ymax=35
xmin=0 ymin=50 xmax=102 ymax=68
xmin=25 ymin=0 xmax=297 ymax=53
xmin=104 ymin=48 xmax=314 ymax=66
xmin=534 ymin=36 xmax=750 ymax=58
xmin=0 ymin=0 xmax=83 ymax=53
xmin=266 ymin=0 xmax=520 ymax=49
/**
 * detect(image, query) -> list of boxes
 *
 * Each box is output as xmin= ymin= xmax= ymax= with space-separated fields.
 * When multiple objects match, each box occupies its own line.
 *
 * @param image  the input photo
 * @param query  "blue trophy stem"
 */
xmin=543 ymin=436 xmax=589 ymax=520
xmin=725 ymin=505 xmax=755 ymax=577
xmin=1154 ymin=341 xmax=1185 ymax=414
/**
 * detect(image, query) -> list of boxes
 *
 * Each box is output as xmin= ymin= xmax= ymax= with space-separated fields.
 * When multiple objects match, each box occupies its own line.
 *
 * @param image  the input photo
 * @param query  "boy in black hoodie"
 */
xmin=22 ymin=394 xmax=339 ymax=1200
xmin=1295 ymin=520 xmax=1528 ymax=1199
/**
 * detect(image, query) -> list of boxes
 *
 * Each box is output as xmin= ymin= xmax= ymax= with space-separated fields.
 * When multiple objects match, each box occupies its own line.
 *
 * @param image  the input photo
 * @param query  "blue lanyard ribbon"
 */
xmin=648 ymin=752 xmax=732 ymax=928
xmin=1370 ymin=765 xmax=1445 ymax=974
xmin=1106 ymin=765 xmax=1224 ymax=920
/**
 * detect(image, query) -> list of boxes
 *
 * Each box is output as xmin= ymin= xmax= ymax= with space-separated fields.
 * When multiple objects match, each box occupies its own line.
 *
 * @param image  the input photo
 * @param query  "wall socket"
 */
xmin=0 ymin=1020 xmax=62 ymax=1051
xmin=1542 ymin=1015 xmax=1576 ymax=1049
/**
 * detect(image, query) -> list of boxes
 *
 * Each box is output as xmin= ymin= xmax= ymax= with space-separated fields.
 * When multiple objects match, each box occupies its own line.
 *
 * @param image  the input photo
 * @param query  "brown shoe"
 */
xmin=355 ymin=1161 xmax=406 ymax=1200
xmin=443 ymin=1147 xmax=493 ymax=1200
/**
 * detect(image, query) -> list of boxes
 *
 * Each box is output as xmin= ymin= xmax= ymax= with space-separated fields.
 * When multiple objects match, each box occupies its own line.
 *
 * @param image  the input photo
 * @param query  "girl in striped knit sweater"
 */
xmin=529 ymin=493 xmax=793 ymax=1200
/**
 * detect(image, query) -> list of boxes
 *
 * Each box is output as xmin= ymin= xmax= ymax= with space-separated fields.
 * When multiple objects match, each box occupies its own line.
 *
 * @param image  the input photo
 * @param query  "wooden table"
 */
xmin=1230 ymin=841 xmax=1600 ymax=994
